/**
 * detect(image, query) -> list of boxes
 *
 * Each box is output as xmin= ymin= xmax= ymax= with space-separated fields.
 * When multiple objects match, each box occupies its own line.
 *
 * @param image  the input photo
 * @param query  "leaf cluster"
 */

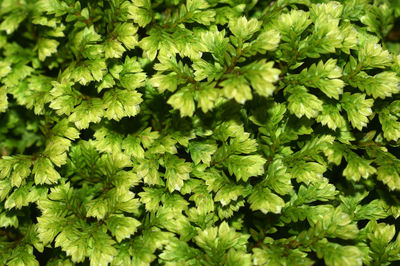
xmin=1 ymin=0 xmax=400 ymax=265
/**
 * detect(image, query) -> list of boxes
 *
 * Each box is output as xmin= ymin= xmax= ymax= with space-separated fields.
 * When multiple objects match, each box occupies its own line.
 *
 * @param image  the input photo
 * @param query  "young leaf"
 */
xmin=248 ymin=186 xmax=285 ymax=214
xmin=224 ymin=155 xmax=266 ymax=182
xmin=287 ymin=86 xmax=323 ymax=119
xmin=341 ymin=92 xmax=373 ymax=130
xmin=164 ymin=154 xmax=192 ymax=192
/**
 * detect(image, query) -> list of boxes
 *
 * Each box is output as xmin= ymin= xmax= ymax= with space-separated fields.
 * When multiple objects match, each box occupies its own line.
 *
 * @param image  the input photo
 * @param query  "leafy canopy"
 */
xmin=1 ymin=0 xmax=400 ymax=265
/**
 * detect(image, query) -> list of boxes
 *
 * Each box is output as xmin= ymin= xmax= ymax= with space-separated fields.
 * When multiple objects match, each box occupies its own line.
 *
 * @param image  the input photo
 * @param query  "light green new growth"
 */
xmin=1 ymin=0 xmax=400 ymax=265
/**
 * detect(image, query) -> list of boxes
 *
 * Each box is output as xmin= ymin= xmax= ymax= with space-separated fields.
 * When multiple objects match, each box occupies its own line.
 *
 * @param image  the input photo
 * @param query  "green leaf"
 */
xmin=103 ymin=89 xmax=142 ymax=121
xmin=5 ymin=184 xmax=43 ymax=210
xmin=37 ymin=38 xmax=59 ymax=61
xmin=188 ymin=141 xmax=217 ymax=166
xmin=309 ymin=2 xmax=343 ymax=19
xmin=167 ymin=87 xmax=196 ymax=117
xmin=104 ymin=39 xmax=126 ymax=58
xmin=354 ymin=199 xmax=388 ymax=220
xmin=227 ymin=131 xmax=258 ymax=155
xmin=366 ymin=221 xmax=397 ymax=262
xmin=120 ymin=72 xmax=146 ymax=91
xmin=0 ymin=179 xmax=12 ymax=201
xmin=37 ymin=0 xmax=69 ymax=16
xmin=317 ymin=103 xmax=346 ymax=130
xmin=343 ymin=151 xmax=376 ymax=182
xmin=264 ymin=159 xmax=293 ymax=195
xmin=98 ymin=74 xmax=115 ymax=93
xmin=291 ymin=161 xmax=326 ymax=185
xmin=122 ymin=136 xmax=144 ymax=159
xmin=0 ymin=61 xmax=12 ymax=78
xmin=117 ymin=23 xmax=138 ymax=50
xmin=350 ymin=71 xmax=400 ymax=99
xmin=248 ymin=186 xmax=285 ymax=214
xmin=73 ymin=26 xmax=102 ymax=58
xmin=224 ymin=155 xmax=266 ymax=182
xmin=70 ymin=60 xmax=107 ymax=85
xmin=274 ymin=10 xmax=311 ymax=40
xmin=17 ymin=75 xmax=53 ymax=115
xmin=49 ymin=81 xmax=77 ymax=116
xmin=358 ymin=37 xmax=392 ymax=69
xmin=6 ymin=245 xmax=39 ymax=266
xmin=69 ymin=98 xmax=104 ymax=129
xmin=55 ymin=224 xmax=117 ymax=265
xmin=379 ymin=98 xmax=400 ymax=141
xmin=164 ymin=154 xmax=192 ymax=192
xmin=361 ymin=3 xmax=393 ymax=38
xmin=150 ymin=72 xmax=179 ymax=93
xmin=137 ymin=158 xmax=163 ymax=185
xmin=194 ymin=222 xmax=249 ymax=254
xmin=341 ymin=92 xmax=373 ymax=130
xmin=373 ymin=150 xmax=400 ymax=190
xmin=185 ymin=0 xmax=215 ymax=26
xmin=247 ymin=29 xmax=280 ymax=55
xmin=199 ymin=26 xmax=228 ymax=63
xmin=291 ymin=181 xmax=337 ymax=206
xmin=43 ymin=136 xmax=71 ymax=167
xmin=106 ymin=215 xmax=141 ymax=243
xmin=287 ymin=86 xmax=323 ymax=119
xmin=0 ymin=207 xmax=18 ymax=227
xmin=159 ymin=238 xmax=203 ymax=264
xmin=139 ymin=28 xmax=177 ymax=61
xmin=300 ymin=12 xmax=343 ymax=58
xmin=313 ymin=207 xmax=359 ymax=239
xmin=32 ymin=157 xmax=61 ymax=185
xmin=51 ymin=119 xmax=80 ymax=140
xmin=214 ymin=184 xmax=247 ymax=207
xmin=128 ymin=0 xmax=153 ymax=27
xmin=293 ymin=59 xmax=345 ymax=99
xmin=243 ymin=60 xmax=280 ymax=98
xmin=221 ymin=75 xmax=252 ymax=104
xmin=253 ymin=247 xmax=313 ymax=266
xmin=193 ymin=59 xmax=223 ymax=82
xmin=139 ymin=187 xmax=164 ymax=212
xmin=227 ymin=249 xmax=252 ymax=266
xmin=87 ymin=231 xmax=118 ymax=266
xmin=196 ymin=85 xmax=219 ymax=113
xmin=86 ymin=197 xmax=109 ymax=220
xmin=314 ymin=240 xmax=363 ymax=266
xmin=340 ymin=23 xmax=358 ymax=54
xmin=229 ymin=16 xmax=261 ymax=41
xmin=0 ymin=10 xmax=27 ymax=34
xmin=6 ymin=157 xmax=33 ymax=188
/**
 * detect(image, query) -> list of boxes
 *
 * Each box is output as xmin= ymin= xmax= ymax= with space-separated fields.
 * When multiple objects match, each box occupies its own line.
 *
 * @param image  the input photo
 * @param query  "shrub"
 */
xmin=1 ymin=0 xmax=400 ymax=265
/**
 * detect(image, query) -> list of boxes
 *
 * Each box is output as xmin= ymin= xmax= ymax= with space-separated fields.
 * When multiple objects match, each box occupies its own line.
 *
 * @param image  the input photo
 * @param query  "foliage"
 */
xmin=1 ymin=0 xmax=400 ymax=265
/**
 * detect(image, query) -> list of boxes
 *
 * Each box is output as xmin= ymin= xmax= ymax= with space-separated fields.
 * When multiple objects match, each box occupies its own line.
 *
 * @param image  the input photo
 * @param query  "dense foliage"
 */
xmin=1 ymin=0 xmax=400 ymax=265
